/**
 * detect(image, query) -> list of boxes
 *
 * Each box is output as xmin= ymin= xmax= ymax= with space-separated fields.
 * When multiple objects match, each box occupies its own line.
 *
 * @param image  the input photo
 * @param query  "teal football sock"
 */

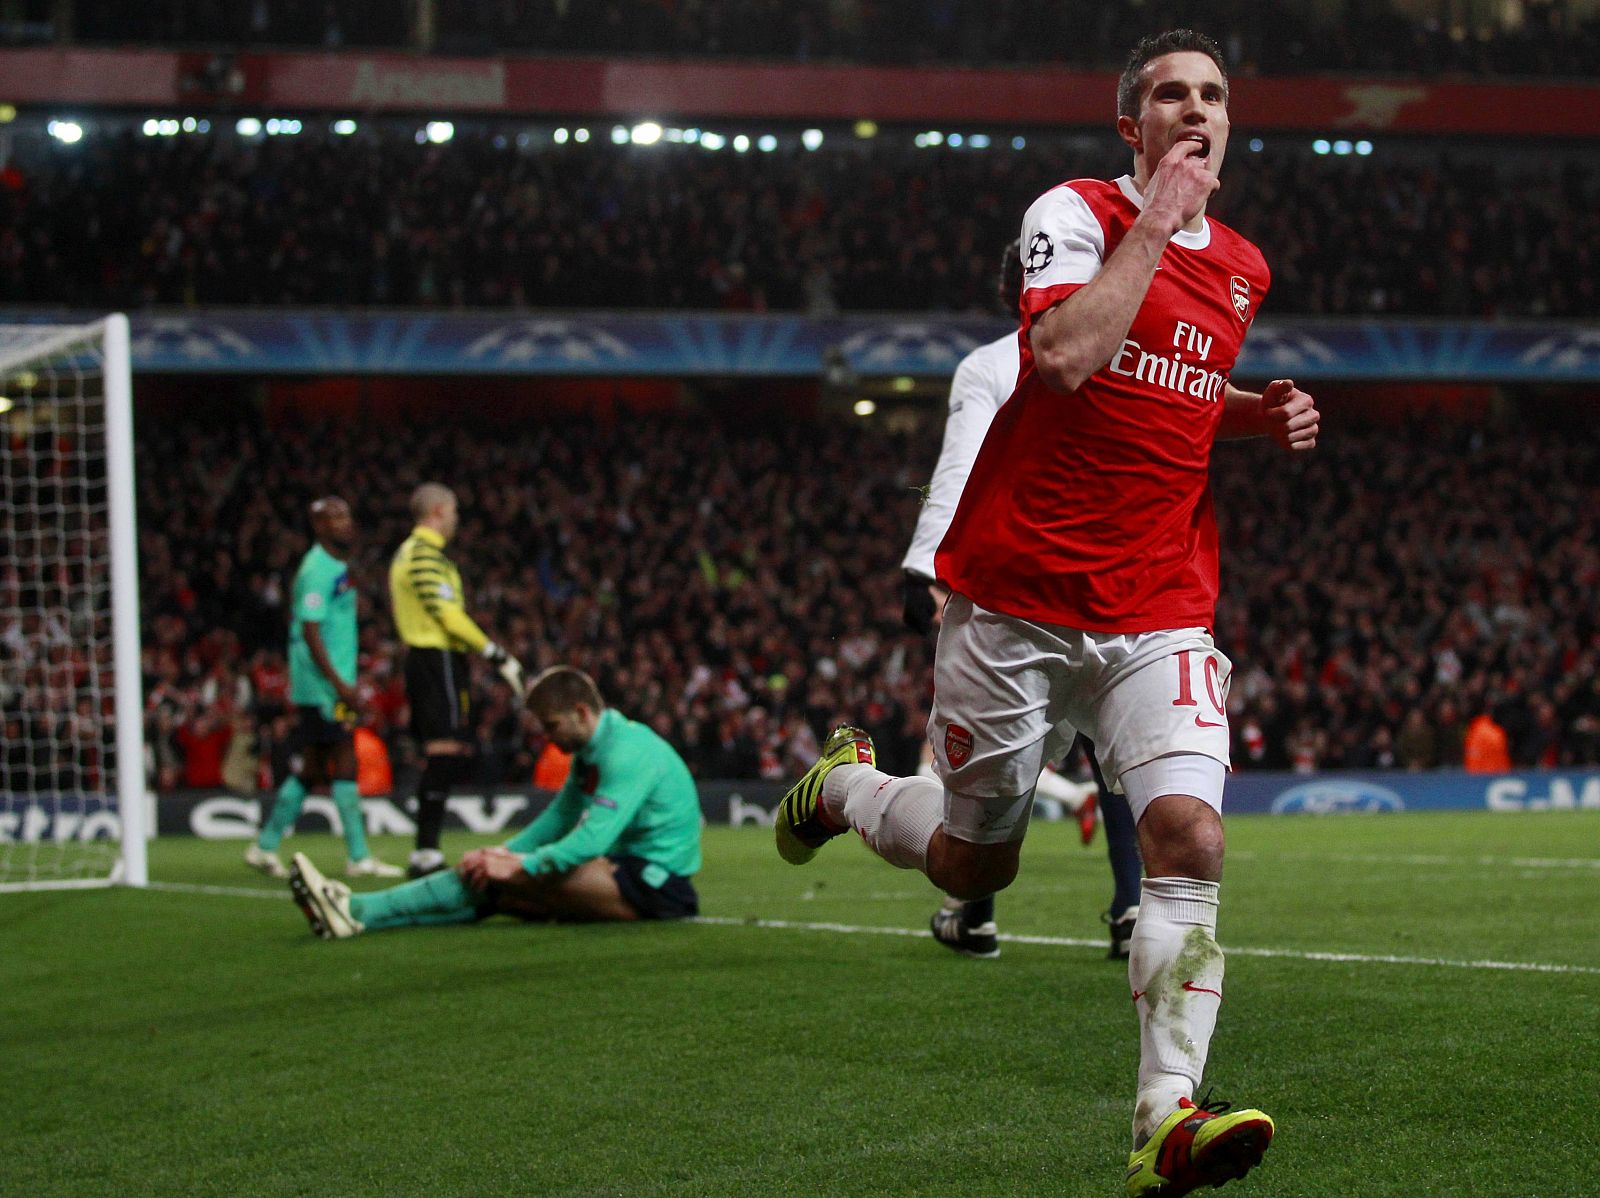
xmin=332 ymin=780 xmax=368 ymax=861
xmin=350 ymin=869 xmax=481 ymax=931
xmin=257 ymin=776 xmax=307 ymax=853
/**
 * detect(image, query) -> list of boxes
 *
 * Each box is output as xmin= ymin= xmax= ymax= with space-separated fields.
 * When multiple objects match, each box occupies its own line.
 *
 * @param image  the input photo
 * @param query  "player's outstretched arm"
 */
xmin=1219 ymin=379 xmax=1320 ymax=450
xmin=1031 ymin=142 xmax=1217 ymax=394
xmin=503 ymin=779 xmax=582 ymax=857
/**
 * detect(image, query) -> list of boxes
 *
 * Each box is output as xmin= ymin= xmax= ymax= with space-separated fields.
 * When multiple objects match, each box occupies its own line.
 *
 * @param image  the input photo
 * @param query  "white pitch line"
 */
xmin=1501 ymin=857 xmax=1600 ymax=869
xmin=692 ymin=916 xmax=1600 ymax=976
xmin=142 ymin=882 xmax=1600 ymax=976
xmin=147 ymin=880 xmax=285 ymax=900
xmin=1219 ymin=945 xmax=1600 ymax=975
xmin=1229 ymin=849 xmax=1600 ymax=871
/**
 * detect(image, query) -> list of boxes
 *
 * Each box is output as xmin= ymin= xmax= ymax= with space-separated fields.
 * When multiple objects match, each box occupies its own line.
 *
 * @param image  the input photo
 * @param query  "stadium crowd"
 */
xmin=74 ymin=398 xmax=1596 ymax=795
xmin=2 ymin=130 xmax=1596 ymax=319
xmin=65 ymin=0 xmax=1600 ymax=79
xmin=72 ymin=0 xmax=409 ymax=49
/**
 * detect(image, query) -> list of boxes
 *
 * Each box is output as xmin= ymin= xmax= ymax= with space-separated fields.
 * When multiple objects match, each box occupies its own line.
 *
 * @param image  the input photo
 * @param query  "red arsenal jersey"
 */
xmin=935 ymin=176 xmax=1270 ymax=634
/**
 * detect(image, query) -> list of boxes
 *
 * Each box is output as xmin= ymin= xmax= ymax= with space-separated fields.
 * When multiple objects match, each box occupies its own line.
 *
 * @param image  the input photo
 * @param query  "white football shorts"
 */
xmin=929 ymin=594 xmax=1232 ymax=844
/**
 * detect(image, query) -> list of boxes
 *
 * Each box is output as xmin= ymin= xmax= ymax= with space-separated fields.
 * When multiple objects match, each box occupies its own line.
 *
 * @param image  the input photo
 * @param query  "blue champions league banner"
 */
xmin=5 ymin=310 xmax=1600 ymax=380
xmin=5 ymin=770 xmax=1599 ymax=843
xmin=1220 ymin=769 xmax=1600 ymax=816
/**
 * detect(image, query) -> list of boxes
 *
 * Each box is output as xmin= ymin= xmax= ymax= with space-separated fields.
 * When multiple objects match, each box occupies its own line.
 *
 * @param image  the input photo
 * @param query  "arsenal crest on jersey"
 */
xmin=944 ymin=723 xmax=973 ymax=769
xmin=1230 ymin=276 xmax=1252 ymax=322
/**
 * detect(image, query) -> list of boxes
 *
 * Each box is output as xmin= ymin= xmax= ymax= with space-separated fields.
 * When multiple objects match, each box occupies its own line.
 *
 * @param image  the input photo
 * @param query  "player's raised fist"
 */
xmin=1261 ymin=379 xmax=1320 ymax=452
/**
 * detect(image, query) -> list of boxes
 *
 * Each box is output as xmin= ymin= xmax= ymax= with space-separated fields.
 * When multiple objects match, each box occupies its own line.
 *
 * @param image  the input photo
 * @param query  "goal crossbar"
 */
xmin=0 ymin=319 xmax=113 ymax=376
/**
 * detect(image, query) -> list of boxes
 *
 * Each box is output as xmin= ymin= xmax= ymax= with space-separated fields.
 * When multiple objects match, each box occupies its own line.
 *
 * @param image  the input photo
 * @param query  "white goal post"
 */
xmin=0 ymin=315 xmax=147 ymax=890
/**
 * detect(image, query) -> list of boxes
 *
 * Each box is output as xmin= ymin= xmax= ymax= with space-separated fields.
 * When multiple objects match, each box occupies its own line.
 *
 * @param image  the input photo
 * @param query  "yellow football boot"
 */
xmin=774 ymin=725 xmax=874 ymax=865
xmin=1125 ymin=1096 xmax=1274 ymax=1197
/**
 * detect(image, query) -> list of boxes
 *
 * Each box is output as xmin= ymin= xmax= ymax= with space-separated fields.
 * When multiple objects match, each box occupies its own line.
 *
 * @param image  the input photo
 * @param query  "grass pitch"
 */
xmin=5 ymin=811 xmax=1597 ymax=1197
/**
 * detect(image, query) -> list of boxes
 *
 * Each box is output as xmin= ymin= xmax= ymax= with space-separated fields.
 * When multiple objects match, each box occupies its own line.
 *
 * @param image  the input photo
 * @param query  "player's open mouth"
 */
xmin=1179 ymin=133 xmax=1211 ymax=159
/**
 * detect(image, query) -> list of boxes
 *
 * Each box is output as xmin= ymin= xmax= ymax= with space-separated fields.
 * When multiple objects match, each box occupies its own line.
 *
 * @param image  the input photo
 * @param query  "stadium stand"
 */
xmin=59 ymin=395 xmax=1592 ymax=795
xmin=3 ymin=4 xmax=1596 ymax=804
xmin=72 ymin=0 xmax=408 ymax=48
xmin=0 ymin=127 xmax=1594 ymax=318
xmin=64 ymin=0 xmax=1600 ymax=78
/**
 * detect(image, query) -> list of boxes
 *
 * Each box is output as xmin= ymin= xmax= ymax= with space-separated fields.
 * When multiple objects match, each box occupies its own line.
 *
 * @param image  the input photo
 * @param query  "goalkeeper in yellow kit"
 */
xmin=389 ymin=482 xmax=525 ymax=877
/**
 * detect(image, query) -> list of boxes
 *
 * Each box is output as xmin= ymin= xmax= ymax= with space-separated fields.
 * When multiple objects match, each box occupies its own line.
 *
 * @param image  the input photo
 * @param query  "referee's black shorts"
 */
xmin=405 ymin=646 xmax=472 ymax=743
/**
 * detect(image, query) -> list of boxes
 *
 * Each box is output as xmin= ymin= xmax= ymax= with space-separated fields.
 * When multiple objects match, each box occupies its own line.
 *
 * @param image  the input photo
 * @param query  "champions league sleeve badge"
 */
xmin=1024 ymin=232 xmax=1055 ymax=275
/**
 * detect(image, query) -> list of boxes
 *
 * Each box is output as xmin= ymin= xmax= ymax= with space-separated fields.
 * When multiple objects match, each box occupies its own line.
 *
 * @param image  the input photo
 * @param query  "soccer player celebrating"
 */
xmin=389 ymin=482 xmax=525 ymax=878
xmin=288 ymin=667 xmax=702 ymax=937
xmin=777 ymin=30 xmax=1318 ymax=1197
xmin=903 ymin=240 xmax=1146 ymax=961
xmin=246 ymin=497 xmax=403 ymax=879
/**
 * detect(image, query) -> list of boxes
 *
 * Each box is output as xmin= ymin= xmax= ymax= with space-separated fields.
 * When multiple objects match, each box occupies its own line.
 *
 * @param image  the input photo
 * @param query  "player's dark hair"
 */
xmin=1117 ymin=29 xmax=1228 ymax=121
xmin=527 ymin=666 xmax=604 ymax=716
xmin=996 ymin=239 xmax=1023 ymax=315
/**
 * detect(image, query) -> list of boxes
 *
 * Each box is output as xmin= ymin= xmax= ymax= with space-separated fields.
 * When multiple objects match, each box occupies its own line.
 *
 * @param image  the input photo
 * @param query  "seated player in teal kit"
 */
xmin=287 ymin=666 xmax=703 ymax=937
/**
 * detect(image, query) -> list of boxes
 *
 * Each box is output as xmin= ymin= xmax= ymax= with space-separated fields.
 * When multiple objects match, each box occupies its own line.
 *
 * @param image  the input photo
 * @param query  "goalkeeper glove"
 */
xmin=482 ymin=642 xmax=526 ymax=694
xmin=903 ymin=571 xmax=937 ymax=636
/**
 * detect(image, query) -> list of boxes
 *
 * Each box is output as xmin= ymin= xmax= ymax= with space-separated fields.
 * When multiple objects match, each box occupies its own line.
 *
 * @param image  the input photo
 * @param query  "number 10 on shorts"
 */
xmin=1172 ymin=649 xmax=1227 ymax=728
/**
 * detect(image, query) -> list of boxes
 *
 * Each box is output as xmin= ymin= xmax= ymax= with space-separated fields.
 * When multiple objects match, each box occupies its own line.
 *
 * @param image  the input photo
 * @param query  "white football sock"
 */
xmin=821 ymin=766 xmax=943 ymax=871
xmin=1129 ymin=876 xmax=1225 ymax=1147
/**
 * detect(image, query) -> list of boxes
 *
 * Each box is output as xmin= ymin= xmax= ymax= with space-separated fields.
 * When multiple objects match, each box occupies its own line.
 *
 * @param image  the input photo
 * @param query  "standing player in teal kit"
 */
xmin=289 ymin=666 xmax=702 ymax=937
xmin=245 ymin=497 xmax=403 ymax=879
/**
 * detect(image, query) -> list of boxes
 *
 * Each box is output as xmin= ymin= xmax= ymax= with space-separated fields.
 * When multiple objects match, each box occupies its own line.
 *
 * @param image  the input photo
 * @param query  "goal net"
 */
xmin=0 ymin=316 xmax=147 ymax=890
